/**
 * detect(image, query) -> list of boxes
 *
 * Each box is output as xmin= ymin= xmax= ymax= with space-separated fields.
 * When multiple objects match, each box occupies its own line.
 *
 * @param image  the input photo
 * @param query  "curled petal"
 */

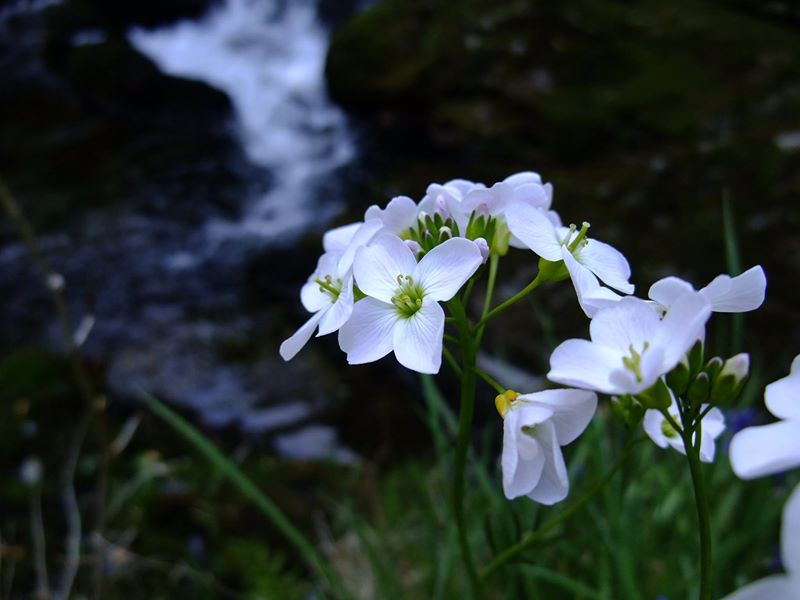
xmin=527 ymin=422 xmax=569 ymax=505
xmin=518 ymin=389 xmax=597 ymax=446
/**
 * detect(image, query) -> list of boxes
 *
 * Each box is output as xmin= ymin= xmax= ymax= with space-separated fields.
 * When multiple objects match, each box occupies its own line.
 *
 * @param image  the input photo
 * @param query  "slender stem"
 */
xmin=480 ymin=436 xmax=641 ymax=582
xmin=473 ymin=366 xmax=504 ymax=394
xmin=473 ymin=273 xmax=544 ymax=331
xmin=442 ymin=346 xmax=462 ymax=377
xmin=444 ymin=333 xmax=460 ymax=345
xmin=475 ymin=252 xmax=499 ymax=347
xmin=447 ymin=298 xmax=482 ymax=598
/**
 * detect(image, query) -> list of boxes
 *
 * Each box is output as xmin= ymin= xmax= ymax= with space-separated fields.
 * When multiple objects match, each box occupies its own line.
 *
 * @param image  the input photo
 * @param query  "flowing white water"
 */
xmin=129 ymin=0 xmax=355 ymax=243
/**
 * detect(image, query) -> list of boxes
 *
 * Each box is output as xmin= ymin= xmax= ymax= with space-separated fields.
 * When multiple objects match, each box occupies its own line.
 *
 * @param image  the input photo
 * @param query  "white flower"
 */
xmin=279 ymin=251 xmax=355 ymax=361
xmin=338 ymin=234 xmax=482 ymax=374
xmin=721 ymin=483 xmax=800 ymax=600
xmin=498 ymin=389 xmax=597 ymax=505
xmin=643 ymin=396 xmax=726 ymax=463
xmin=417 ymin=179 xmax=484 ymax=235
xmin=363 ymin=195 xmax=419 ymax=236
xmin=649 ymin=265 xmax=766 ymax=315
xmin=730 ymin=354 xmax=800 ymax=479
xmin=505 ymin=202 xmax=634 ymax=316
xmin=548 ymin=295 xmax=712 ymax=396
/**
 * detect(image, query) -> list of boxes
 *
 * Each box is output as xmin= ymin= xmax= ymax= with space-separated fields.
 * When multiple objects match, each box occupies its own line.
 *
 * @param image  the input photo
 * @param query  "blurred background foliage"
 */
xmin=1 ymin=0 xmax=799 ymax=597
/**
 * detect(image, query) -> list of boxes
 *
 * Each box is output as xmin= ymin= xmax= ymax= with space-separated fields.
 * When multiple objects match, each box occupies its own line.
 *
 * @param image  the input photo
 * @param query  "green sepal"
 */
xmin=687 ymin=340 xmax=705 ymax=377
xmin=636 ymin=378 xmax=672 ymax=410
xmin=537 ymin=257 xmax=569 ymax=283
xmin=666 ymin=360 xmax=690 ymax=397
xmin=687 ymin=372 xmax=710 ymax=405
xmin=611 ymin=394 xmax=645 ymax=429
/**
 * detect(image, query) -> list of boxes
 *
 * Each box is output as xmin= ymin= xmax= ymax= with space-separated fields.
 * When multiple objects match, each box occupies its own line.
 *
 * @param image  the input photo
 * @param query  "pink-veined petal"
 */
xmin=353 ymin=234 xmax=417 ymax=303
xmin=729 ymin=421 xmax=800 ymax=479
xmin=527 ymin=422 xmax=569 ymax=505
xmin=519 ymin=389 xmax=597 ymax=446
xmin=548 ymin=339 xmax=626 ymax=395
xmin=505 ymin=201 xmax=561 ymax=260
xmin=700 ymin=265 xmax=766 ymax=313
xmin=575 ymin=239 xmax=634 ymax=294
xmin=649 ymin=276 xmax=695 ymax=310
xmin=317 ymin=277 xmax=354 ymax=336
xmin=337 ymin=298 xmax=396 ymax=365
xmin=279 ymin=310 xmax=325 ymax=361
xmin=414 ymin=238 xmax=482 ymax=301
xmin=392 ymin=300 xmax=445 ymax=374
xmin=589 ymin=297 xmax=660 ymax=354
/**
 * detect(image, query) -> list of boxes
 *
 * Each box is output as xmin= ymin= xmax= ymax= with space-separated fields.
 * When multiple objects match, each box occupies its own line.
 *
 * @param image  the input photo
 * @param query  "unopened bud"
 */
xmin=474 ymin=237 xmax=490 ymax=263
xmin=404 ymin=239 xmax=422 ymax=257
xmin=666 ymin=358 xmax=690 ymax=396
xmin=704 ymin=357 xmax=724 ymax=383
xmin=636 ymin=377 xmax=672 ymax=410
xmin=711 ymin=353 xmax=750 ymax=405
xmin=438 ymin=226 xmax=452 ymax=242
xmin=687 ymin=372 xmax=710 ymax=405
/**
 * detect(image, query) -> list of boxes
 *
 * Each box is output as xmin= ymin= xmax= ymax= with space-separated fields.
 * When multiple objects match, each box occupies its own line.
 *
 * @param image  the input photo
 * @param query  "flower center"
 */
xmin=660 ymin=417 xmax=679 ymax=439
xmin=391 ymin=274 xmax=425 ymax=318
xmin=313 ymin=274 xmax=342 ymax=302
xmin=561 ymin=221 xmax=591 ymax=252
xmin=622 ymin=342 xmax=650 ymax=382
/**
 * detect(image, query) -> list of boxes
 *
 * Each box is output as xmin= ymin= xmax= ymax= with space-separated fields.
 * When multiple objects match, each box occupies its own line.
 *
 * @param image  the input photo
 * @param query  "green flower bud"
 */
xmin=636 ymin=377 xmax=672 ymax=410
xmin=666 ymin=358 xmax=691 ymax=397
xmin=687 ymin=372 xmax=710 ymax=405
xmin=704 ymin=356 xmax=724 ymax=383
xmin=710 ymin=353 xmax=750 ymax=406
xmin=537 ymin=257 xmax=569 ymax=283
xmin=687 ymin=340 xmax=705 ymax=377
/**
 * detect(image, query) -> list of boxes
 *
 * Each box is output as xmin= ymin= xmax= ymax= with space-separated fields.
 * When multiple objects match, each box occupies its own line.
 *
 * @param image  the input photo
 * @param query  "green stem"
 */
xmin=447 ymin=298 xmax=482 ymax=598
xmin=480 ymin=436 xmax=640 ymax=583
xmin=473 ymin=366 xmax=505 ymax=394
xmin=475 ymin=252 xmax=499 ymax=347
xmin=139 ymin=392 xmax=352 ymax=600
xmin=442 ymin=346 xmax=462 ymax=377
xmin=474 ymin=273 xmax=544 ymax=331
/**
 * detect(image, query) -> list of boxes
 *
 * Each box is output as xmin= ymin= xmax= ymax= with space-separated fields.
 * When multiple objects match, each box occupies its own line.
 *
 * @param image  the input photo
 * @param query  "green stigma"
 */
xmin=313 ymin=274 xmax=342 ymax=302
xmin=391 ymin=274 xmax=425 ymax=318
xmin=622 ymin=342 xmax=650 ymax=383
xmin=565 ymin=221 xmax=591 ymax=253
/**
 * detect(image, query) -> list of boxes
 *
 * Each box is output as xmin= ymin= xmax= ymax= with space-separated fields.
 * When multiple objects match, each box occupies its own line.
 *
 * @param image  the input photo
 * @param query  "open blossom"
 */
xmin=722 ymin=483 xmax=800 ymax=600
xmin=338 ymin=234 xmax=481 ymax=374
xmin=649 ymin=265 xmax=766 ymax=315
xmin=643 ymin=396 xmax=725 ymax=463
xmin=497 ymin=389 xmax=597 ymax=505
xmin=505 ymin=202 xmax=634 ymax=316
xmin=279 ymin=251 xmax=355 ymax=361
xmin=730 ymin=354 xmax=800 ymax=479
xmin=548 ymin=295 xmax=712 ymax=396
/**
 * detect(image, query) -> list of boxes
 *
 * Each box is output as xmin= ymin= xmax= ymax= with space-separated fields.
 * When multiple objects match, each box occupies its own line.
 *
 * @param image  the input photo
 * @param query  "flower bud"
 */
xmin=666 ymin=357 xmax=690 ymax=396
xmin=704 ymin=357 xmax=724 ymax=383
xmin=403 ymin=239 xmax=422 ymax=257
xmin=474 ymin=237 xmax=490 ymax=264
xmin=438 ymin=226 xmax=452 ymax=243
xmin=687 ymin=340 xmax=705 ymax=378
xmin=711 ymin=353 xmax=750 ymax=405
xmin=636 ymin=377 xmax=672 ymax=410
xmin=687 ymin=372 xmax=710 ymax=405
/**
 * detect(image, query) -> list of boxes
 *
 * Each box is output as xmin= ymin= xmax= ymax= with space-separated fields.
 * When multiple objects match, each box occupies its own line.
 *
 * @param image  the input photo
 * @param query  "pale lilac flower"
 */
xmin=364 ymin=195 xmax=419 ymax=235
xmin=548 ymin=295 xmax=712 ymax=396
xmin=505 ymin=202 xmax=634 ymax=316
xmin=497 ymin=389 xmax=597 ymax=505
xmin=730 ymin=354 xmax=800 ymax=479
xmin=643 ymin=396 xmax=726 ymax=463
xmin=279 ymin=251 xmax=355 ymax=361
xmin=649 ymin=266 xmax=766 ymax=315
xmin=721 ymin=483 xmax=800 ymax=600
xmin=338 ymin=234 xmax=481 ymax=374
xmin=418 ymin=179 xmax=484 ymax=235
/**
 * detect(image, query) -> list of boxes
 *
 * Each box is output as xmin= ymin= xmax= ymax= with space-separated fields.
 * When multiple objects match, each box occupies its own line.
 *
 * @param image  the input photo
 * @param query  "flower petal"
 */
xmin=502 ymin=171 xmax=542 ymax=186
xmin=337 ymin=298 xmax=396 ymax=365
xmin=697 ymin=407 xmax=725 ymax=463
xmin=392 ymin=300 xmax=445 ymax=374
xmin=527 ymin=421 xmax=569 ymax=505
xmin=729 ymin=421 xmax=800 ymax=479
xmin=414 ymin=238 xmax=482 ymax=301
xmin=765 ymin=365 xmax=800 ymax=421
xmin=337 ymin=219 xmax=384 ymax=275
xmin=519 ymin=389 xmax=597 ymax=446
xmin=643 ymin=409 xmax=670 ymax=449
xmin=648 ymin=276 xmax=695 ymax=310
xmin=279 ymin=310 xmax=325 ymax=361
xmin=589 ymin=297 xmax=661 ymax=354
xmin=300 ymin=279 xmax=330 ymax=313
xmin=548 ymin=339 xmax=626 ymax=395
xmin=317 ymin=276 xmax=354 ymax=336
xmin=353 ymin=234 xmax=418 ymax=303
xmin=700 ymin=265 xmax=766 ymax=313
xmin=720 ymin=575 xmax=796 ymax=600
xmin=575 ymin=239 xmax=634 ymax=294
xmin=505 ymin=201 xmax=562 ymax=260
xmin=364 ymin=195 xmax=418 ymax=234
xmin=323 ymin=222 xmax=360 ymax=253
xmin=502 ymin=412 xmax=546 ymax=499
xmin=654 ymin=291 xmax=712 ymax=370
xmin=563 ymin=248 xmax=623 ymax=318
xmin=782 ymin=483 xmax=800 ymax=577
